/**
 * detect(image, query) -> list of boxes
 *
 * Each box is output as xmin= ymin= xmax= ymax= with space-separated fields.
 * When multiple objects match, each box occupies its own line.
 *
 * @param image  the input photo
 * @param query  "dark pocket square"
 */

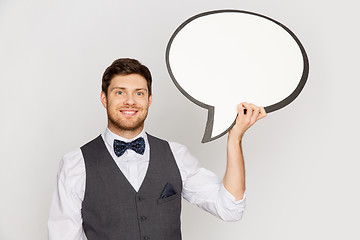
xmin=160 ymin=183 xmax=177 ymax=199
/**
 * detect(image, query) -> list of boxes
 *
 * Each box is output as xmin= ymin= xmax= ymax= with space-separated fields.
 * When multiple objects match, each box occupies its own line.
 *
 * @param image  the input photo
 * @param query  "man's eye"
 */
xmin=136 ymin=92 xmax=144 ymax=96
xmin=116 ymin=91 xmax=123 ymax=95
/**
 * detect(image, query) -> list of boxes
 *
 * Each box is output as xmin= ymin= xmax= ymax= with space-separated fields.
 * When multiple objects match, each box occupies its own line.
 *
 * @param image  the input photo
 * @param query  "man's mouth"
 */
xmin=120 ymin=109 xmax=138 ymax=116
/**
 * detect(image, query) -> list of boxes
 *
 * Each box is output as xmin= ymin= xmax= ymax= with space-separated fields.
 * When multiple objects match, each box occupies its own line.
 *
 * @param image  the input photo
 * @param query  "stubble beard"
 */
xmin=107 ymin=106 xmax=149 ymax=133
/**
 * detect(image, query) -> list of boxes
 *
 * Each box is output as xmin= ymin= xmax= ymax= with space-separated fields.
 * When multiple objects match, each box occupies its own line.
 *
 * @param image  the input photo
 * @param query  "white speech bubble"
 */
xmin=166 ymin=10 xmax=309 ymax=143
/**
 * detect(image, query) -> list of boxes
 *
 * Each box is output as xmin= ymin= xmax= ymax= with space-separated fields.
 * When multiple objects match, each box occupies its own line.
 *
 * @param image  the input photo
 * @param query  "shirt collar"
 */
xmin=104 ymin=127 xmax=146 ymax=142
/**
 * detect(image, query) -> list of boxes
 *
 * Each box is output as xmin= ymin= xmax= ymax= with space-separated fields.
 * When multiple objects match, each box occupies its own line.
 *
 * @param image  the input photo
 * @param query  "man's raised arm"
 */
xmin=223 ymin=102 xmax=267 ymax=200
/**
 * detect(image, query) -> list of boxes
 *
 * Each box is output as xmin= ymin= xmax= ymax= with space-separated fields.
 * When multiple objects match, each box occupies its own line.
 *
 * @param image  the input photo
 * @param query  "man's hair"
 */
xmin=102 ymin=58 xmax=152 ymax=96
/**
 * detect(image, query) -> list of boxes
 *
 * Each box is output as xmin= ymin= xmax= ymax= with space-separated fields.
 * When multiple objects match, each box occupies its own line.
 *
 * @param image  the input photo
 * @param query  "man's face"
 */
xmin=101 ymin=73 xmax=152 ymax=137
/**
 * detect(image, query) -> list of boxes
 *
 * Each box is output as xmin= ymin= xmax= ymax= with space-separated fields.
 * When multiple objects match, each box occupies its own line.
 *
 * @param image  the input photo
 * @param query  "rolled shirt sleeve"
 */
xmin=169 ymin=142 xmax=246 ymax=222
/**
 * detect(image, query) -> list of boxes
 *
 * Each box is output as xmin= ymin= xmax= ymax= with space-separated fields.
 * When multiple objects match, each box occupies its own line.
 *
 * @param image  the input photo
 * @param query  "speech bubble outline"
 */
xmin=166 ymin=9 xmax=309 ymax=143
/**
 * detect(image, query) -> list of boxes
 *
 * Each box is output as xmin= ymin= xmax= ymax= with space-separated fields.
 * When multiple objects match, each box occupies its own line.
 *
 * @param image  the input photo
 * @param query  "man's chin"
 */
xmin=110 ymin=121 xmax=145 ymax=132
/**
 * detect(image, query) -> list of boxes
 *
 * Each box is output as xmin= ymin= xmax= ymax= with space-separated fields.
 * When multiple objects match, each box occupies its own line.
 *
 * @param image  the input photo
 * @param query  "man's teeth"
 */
xmin=122 ymin=110 xmax=136 ymax=114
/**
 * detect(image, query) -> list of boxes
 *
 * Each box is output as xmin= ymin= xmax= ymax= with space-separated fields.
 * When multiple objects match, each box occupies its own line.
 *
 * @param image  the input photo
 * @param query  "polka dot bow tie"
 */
xmin=113 ymin=137 xmax=145 ymax=157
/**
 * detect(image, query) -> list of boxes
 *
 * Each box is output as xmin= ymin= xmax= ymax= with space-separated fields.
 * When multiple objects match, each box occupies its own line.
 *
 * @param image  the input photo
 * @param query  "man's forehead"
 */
xmin=110 ymin=74 xmax=148 ymax=91
xmin=110 ymin=74 xmax=147 ymax=86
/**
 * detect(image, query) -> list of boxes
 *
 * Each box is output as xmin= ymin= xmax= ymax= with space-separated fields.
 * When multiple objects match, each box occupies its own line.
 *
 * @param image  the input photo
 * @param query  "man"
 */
xmin=48 ymin=58 xmax=266 ymax=240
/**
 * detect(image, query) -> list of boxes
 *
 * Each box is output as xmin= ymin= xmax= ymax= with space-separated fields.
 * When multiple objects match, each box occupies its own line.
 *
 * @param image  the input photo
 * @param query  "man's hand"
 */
xmin=228 ymin=102 xmax=267 ymax=141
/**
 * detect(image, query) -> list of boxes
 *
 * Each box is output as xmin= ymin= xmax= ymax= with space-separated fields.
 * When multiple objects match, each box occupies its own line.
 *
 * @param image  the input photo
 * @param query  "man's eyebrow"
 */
xmin=110 ymin=87 xmax=148 ymax=92
xmin=135 ymin=88 xmax=148 ymax=92
xmin=110 ymin=87 xmax=126 ymax=91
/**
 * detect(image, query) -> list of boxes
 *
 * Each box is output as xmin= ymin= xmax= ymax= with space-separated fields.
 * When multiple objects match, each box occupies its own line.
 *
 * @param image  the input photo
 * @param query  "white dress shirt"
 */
xmin=48 ymin=128 xmax=246 ymax=240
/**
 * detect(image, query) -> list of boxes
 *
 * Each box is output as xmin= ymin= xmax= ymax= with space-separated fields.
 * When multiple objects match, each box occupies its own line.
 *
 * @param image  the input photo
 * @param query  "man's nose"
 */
xmin=124 ymin=94 xmax=135 ymax=105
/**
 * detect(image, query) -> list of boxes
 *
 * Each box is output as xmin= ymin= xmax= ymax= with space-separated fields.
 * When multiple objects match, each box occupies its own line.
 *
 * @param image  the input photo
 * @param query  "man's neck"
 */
xmin=107 ymin=125 xmax=144 ymax=140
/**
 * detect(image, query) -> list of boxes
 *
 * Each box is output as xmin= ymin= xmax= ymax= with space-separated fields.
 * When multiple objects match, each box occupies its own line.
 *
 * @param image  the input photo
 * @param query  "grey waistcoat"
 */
xmin=80 ymin=134 xmax=182 ymax=240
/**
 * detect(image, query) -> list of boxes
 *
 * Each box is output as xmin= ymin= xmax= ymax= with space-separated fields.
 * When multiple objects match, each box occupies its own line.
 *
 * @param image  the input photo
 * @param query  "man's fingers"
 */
xmin=237 ymin=103 xmax=267 ymax=126
xmin=237 ymin=104 xmax=246 ymax=116
xmin=249 ymin=103 xmax=260 ymax=125
xmin=241 ymin=102 xmax=253 ymax=123
xmin=232 ymin=102 xmax=267 ymax=137
xmin=258 ymin=107 xmax=267 ymax=120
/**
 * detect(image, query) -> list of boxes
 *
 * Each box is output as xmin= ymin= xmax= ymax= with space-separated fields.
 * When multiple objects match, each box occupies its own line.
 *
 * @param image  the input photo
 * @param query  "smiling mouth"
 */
xmin=120 ymin=110 xmax=138 ymax=116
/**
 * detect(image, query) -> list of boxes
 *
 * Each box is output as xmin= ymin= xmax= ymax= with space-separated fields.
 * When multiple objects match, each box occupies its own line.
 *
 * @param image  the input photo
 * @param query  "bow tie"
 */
xmin=113 ymin=137 xmax=145 ymax=157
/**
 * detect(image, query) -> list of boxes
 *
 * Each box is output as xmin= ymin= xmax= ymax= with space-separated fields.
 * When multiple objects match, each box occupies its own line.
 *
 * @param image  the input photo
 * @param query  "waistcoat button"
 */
xmin=140 ymin=216 xmax=147 ymax=221
xmin=143 ymin=236 xmax=150 ymax=240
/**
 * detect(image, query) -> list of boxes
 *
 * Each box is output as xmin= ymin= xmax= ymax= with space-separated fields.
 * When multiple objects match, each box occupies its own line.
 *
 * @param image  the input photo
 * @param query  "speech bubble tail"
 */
xmin=201 ymin=106 xmax=215 ymax=143
xmin=201 ymin=105 xmax=237 ymax=143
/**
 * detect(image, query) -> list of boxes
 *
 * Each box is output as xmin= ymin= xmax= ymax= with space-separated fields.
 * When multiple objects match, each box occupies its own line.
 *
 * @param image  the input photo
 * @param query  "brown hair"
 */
xmin=102 ymin=58 xmax=152 ymax=96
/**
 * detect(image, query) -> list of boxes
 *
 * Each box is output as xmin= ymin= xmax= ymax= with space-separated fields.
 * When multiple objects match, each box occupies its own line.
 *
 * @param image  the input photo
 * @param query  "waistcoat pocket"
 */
xmin=157 ymin=192 xmax=181 ymax=204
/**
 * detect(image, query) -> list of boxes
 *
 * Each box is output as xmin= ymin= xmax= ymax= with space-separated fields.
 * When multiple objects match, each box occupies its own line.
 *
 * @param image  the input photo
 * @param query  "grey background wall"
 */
xmin=0 ymin=0 xmax=359 ymax=239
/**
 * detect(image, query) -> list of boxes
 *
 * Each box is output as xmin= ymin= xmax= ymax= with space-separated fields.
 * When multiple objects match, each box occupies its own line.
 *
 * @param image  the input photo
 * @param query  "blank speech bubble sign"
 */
xmin=166 ymin=10 xmax=309 ymax=143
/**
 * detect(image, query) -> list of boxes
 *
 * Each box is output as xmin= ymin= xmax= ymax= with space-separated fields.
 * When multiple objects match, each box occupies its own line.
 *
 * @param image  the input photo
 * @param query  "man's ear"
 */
xmin=148 ymin=94 xmax=152 ymax=107
xmin=100 ymin=91 xmax=107 ymax=108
